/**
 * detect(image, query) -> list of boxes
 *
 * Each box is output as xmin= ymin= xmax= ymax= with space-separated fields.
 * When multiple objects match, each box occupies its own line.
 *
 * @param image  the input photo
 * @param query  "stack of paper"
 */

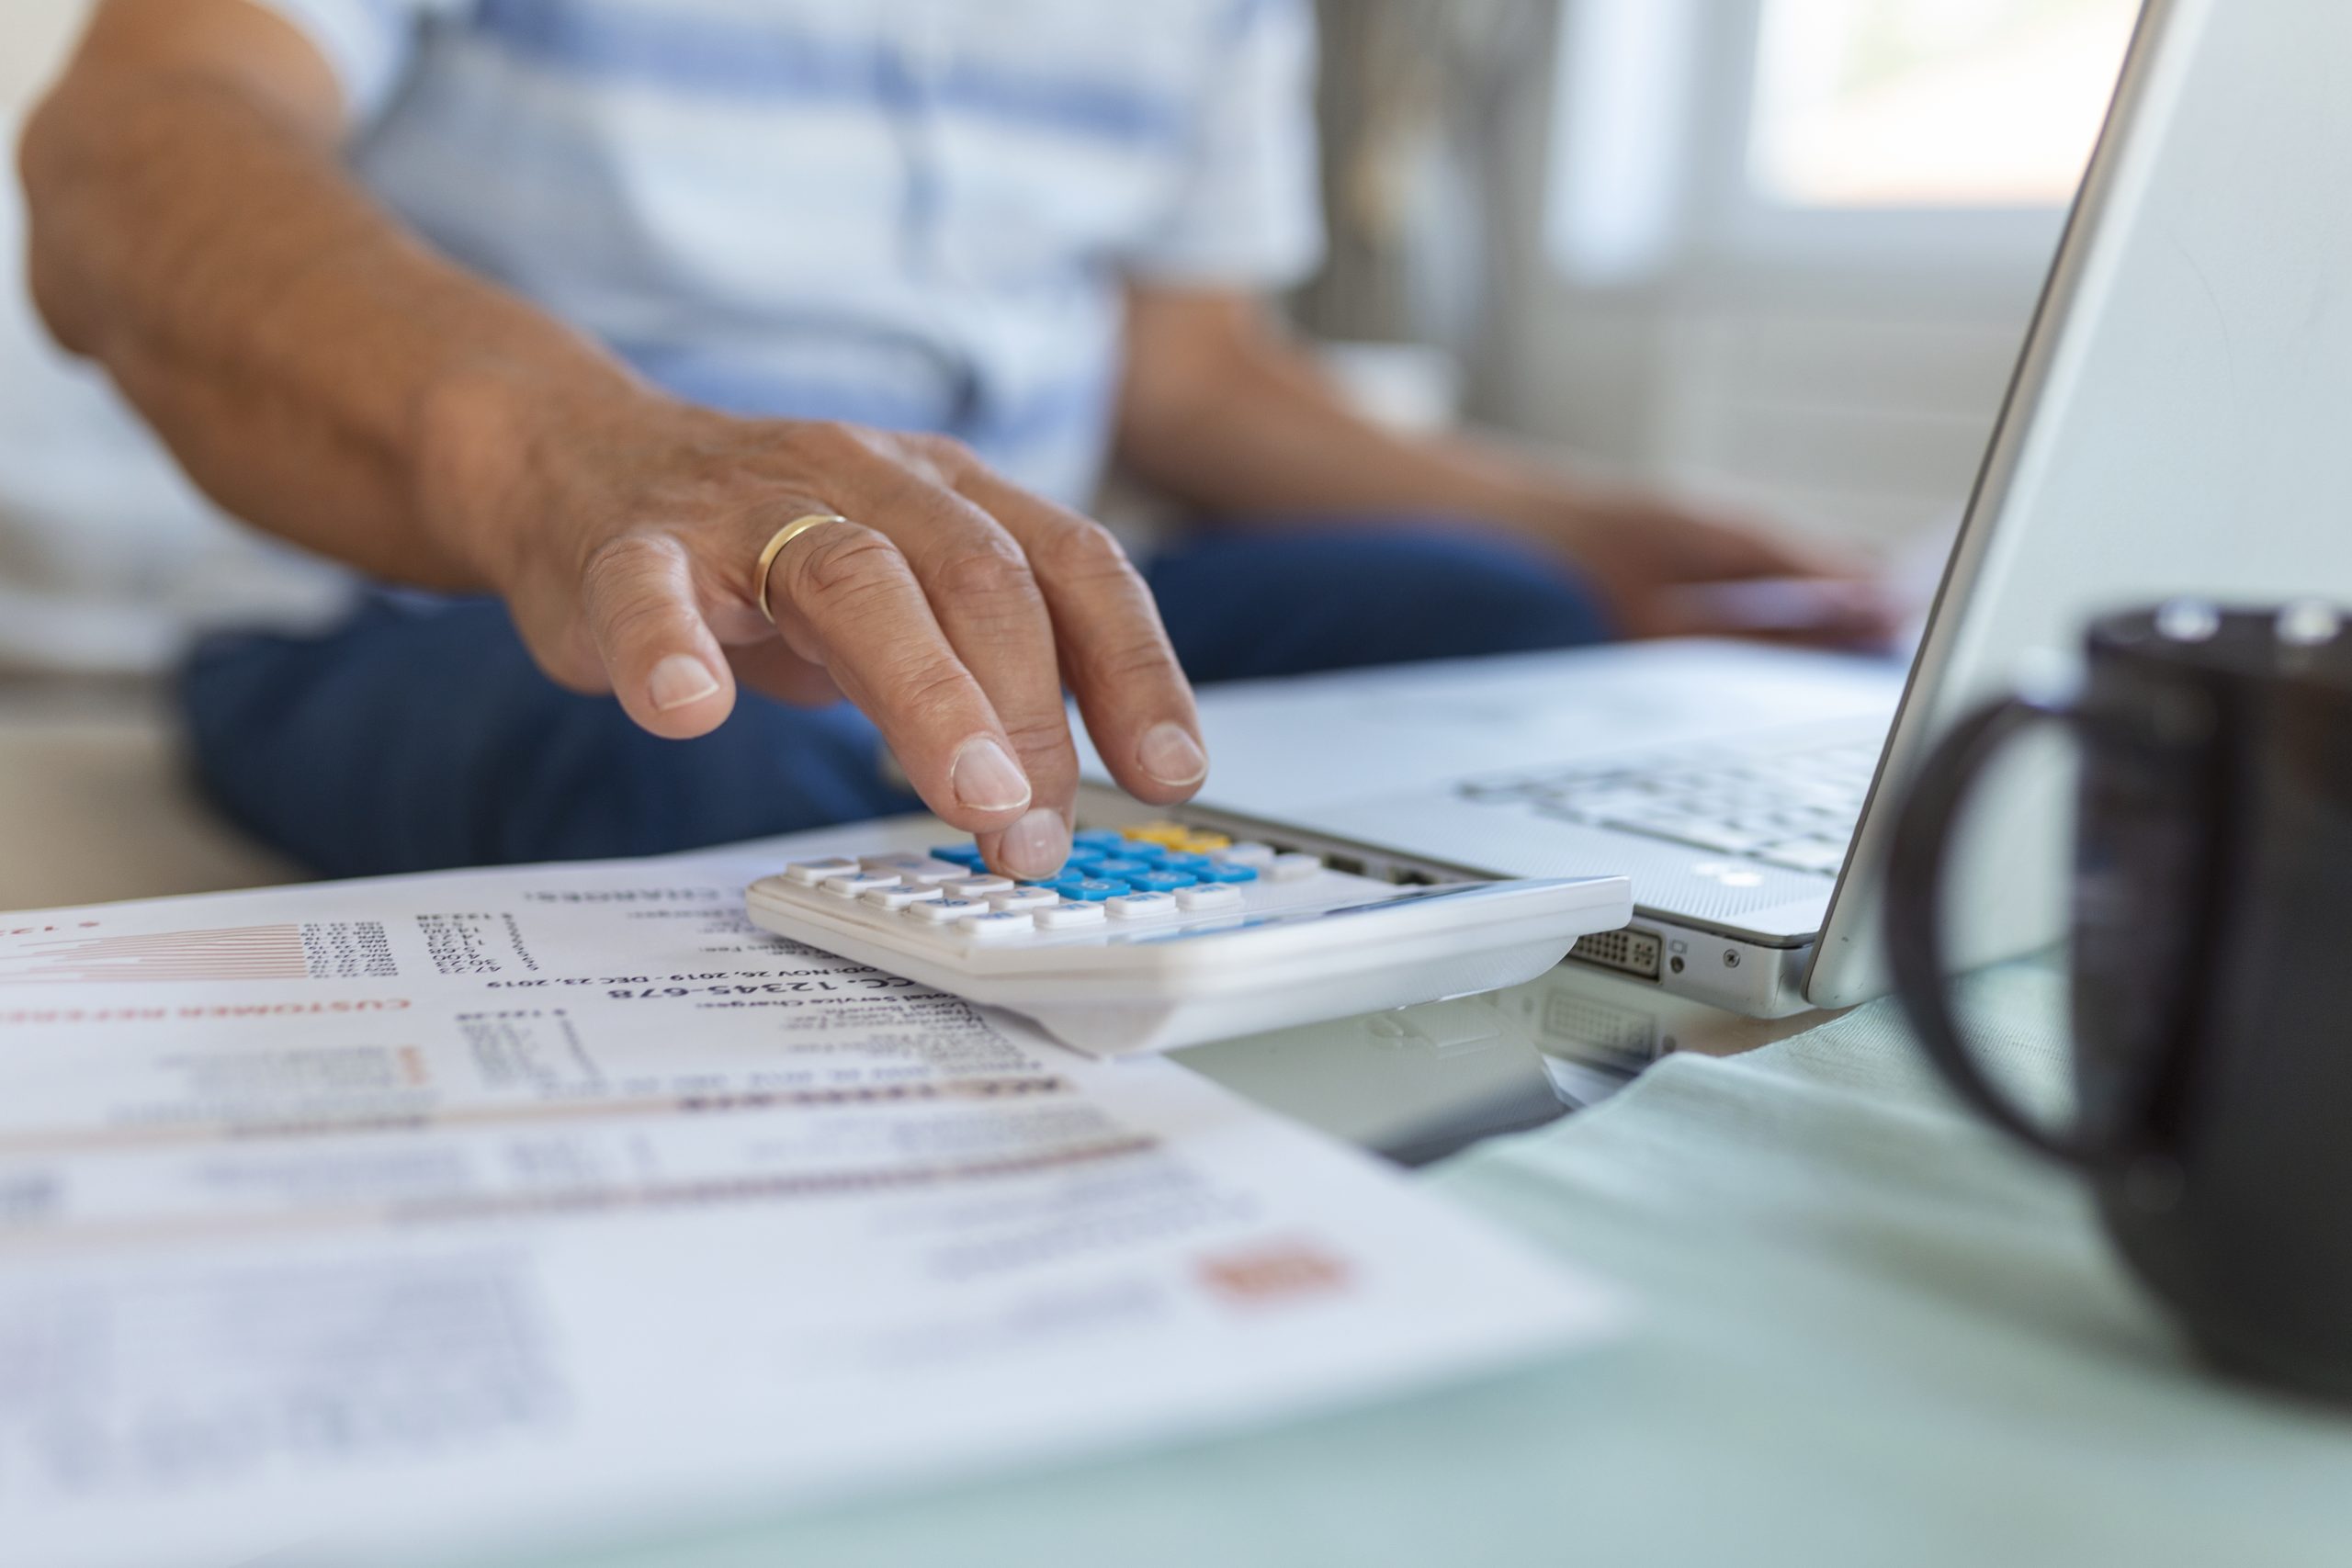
xmin=0 ymin=822 xmax=1621 ymax=1567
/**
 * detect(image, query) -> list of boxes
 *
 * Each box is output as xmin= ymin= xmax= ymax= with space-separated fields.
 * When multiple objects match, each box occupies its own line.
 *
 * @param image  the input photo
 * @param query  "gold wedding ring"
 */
xmin=754 ymin=513 xmax=851 ymax=625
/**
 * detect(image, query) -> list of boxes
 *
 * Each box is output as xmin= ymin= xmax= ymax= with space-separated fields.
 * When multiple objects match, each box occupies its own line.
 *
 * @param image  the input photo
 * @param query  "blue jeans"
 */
xmin=181 ymin=525 xmax=1609 ymax=877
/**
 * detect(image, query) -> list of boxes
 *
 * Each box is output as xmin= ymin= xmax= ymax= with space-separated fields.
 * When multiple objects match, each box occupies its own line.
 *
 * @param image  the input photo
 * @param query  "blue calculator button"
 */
xmin=1091 ymin=857 xmax=1152 ymax=878
xmin=930 ymin=843 xmax=987 ymax=866
xmin=1064 ymin=850 xmax=1107 ymax=870
xmin=1065 ymin=879 xmax=1131 ymax=901
xmin=1132 ymin=871 xmax=1199 ymax=892
xmin=1073 ymin=829 xmax=1126 ymax=852
xmin=1201 ymin=863 xmax=1259 ymax=884
xmin=1159 ymin=852 xmax=1213 ymax=873
xmin=1120 ymin=841 xmax=1170 ymax=863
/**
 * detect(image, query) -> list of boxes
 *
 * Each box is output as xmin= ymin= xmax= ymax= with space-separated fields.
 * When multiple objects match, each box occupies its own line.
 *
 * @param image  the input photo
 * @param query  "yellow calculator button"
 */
xmin=1126 ymin=822 xmax=1193 ymax=847
xmin=1179 ymin=833 xmax=1231 ymax=852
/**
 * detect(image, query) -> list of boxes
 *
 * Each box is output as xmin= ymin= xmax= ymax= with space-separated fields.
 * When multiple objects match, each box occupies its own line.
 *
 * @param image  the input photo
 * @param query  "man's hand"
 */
xmin=430 ymin=380 xmax=1209 ymax=879
xmin=22 ymin=0 xmax=1208 ymax=883
xmin=1541 ymin=490 xmax=1900 ymax=648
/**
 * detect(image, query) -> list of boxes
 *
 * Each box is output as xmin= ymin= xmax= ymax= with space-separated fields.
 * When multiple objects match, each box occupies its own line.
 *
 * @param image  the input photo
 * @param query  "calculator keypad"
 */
xmin=763 ymin=822 xmax=1364 ymax=954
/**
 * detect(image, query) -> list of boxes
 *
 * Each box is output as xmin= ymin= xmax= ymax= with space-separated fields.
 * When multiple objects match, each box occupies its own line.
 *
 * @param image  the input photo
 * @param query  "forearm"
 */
xmin=18 ymin=8 xmax=639 ymax=588
xmin=1113 ymin=290 xmax=1577 ymax=535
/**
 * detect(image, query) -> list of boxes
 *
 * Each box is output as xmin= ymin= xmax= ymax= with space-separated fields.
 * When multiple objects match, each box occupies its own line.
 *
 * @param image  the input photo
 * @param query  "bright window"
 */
xmin=1748 ymin=0 xmax=2143 ymax=209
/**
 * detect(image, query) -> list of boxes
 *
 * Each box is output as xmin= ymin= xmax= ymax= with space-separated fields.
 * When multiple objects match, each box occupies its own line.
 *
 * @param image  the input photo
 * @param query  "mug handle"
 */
xmin=1882 ymin=694 xmax=2127 ymax=1170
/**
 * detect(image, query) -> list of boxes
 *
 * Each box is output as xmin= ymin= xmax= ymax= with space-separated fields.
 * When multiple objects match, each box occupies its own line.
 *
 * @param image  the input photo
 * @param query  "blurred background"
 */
xmin=0 ymin=0 xmax=2139 ymax=901
xmin=1299 ymin=0 xmax=2136 ymax=547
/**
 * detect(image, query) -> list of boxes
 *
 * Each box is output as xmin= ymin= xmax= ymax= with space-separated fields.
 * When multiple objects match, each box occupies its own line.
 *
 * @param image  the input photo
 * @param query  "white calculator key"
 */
xmin=957 ymin=911 xmax=1038 ymax=942
xmin=862 ymin=885 xmax=945 ymax=910
xmin=856 ymin=852 xmax=966 ymax=884
xmin=1174 ymin=884 xmax=1243 ymax=913
xmin=907 ymin=897 xmax=993 ymax=925
xmin=1269 ymin=853 xmax=1322 ymax=883
xmin=988 ymin=888 xmax=1059 ymax=912
xmin=1216 ymin=842 xmax=1277 ymax=869
xmin=824 ymin=873 xmax=903 ymax=897
xmin=784 ymin=858 xmax=861 ymax=886
xmin=1106 ymin=893 xmax=1178 ymax=920
xmin=946 ymin=876 xmax=1015 ymax=898
xmin=1033 ymin=902 xmax=1106 ymax=931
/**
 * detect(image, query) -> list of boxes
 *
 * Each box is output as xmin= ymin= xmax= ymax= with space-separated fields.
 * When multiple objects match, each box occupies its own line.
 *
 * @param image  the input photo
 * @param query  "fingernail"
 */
xmin=998 ymin=808 xmax=1070 ymax=880
xmin=649 ymin=654 xmax=720 ymax=712
xmin=951 ymin=736 xmax=1032 ymax=813
xmin=1137 ymin=721 xmax=1207 ymax=787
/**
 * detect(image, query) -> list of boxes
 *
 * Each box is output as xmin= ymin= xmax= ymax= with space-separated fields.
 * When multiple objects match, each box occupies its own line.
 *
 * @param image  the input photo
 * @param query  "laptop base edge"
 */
xmin=1076 ymin=784 xmax=1826 ymax=1021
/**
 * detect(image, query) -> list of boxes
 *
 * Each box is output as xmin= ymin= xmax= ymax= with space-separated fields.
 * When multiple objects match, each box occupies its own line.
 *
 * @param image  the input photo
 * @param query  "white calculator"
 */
xmin=746 ymin=823 xmax=1632 ymax=1057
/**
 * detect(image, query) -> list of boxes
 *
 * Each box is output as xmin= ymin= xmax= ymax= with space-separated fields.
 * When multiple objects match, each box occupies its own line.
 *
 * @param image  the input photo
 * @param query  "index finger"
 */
xmin=831 ymin=464 xmax=1085 ymax=872
xmin=957 ymin=470 xmax=1207 ymax=806
xmin=765 ymin=520 xmax=1070 ymax=876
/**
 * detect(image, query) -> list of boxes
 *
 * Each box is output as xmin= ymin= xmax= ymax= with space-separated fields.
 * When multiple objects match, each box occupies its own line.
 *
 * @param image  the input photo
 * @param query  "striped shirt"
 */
xmin=257 ymin=0 xmax=1326 ymax=507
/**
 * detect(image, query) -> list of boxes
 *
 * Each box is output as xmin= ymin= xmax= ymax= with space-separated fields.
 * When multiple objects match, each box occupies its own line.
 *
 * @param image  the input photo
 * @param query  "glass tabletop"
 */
xmin=1172 ymin=958 xmax=1836 ymax=1166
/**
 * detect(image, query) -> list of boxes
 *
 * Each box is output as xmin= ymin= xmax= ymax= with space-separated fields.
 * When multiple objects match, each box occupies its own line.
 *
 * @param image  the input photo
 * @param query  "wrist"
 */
xmin=1406 ymin=431 xmax=1609 ymax=547
xmin=412 ymin=353 xmax=663 ymax=592
xmin=1464 ymin=472 xmax=1608 ymax=552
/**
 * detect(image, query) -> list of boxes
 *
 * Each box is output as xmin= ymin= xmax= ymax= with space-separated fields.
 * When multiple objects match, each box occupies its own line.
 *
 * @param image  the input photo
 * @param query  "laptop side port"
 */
xmin=1568 ymin=926 xmax=1665 ymax=983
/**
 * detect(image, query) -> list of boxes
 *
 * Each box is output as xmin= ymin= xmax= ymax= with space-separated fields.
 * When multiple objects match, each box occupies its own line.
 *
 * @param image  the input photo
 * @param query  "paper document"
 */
xmin=0 ymin=821 xmax=1620 ymax=1568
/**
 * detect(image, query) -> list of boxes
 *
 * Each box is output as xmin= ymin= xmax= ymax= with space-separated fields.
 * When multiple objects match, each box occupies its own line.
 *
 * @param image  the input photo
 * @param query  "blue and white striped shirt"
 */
xmin=256 ymin=0 xmax=1325 ymax=508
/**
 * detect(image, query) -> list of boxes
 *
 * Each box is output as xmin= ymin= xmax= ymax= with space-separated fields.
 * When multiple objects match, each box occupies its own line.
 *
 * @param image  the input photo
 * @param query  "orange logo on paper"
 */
xmin=1196 ymin=1241 xmax=1352 ymax=1305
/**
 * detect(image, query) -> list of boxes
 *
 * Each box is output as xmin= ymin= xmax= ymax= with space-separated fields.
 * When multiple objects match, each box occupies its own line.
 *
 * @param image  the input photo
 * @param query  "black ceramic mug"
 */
xmin=1884 ymin=602 xmax=2352 ymax=1402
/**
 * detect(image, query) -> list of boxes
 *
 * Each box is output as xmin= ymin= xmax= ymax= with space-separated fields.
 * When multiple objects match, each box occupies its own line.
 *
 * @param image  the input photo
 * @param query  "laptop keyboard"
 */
xmin=1458 ymin=739 xmax=1881 ymax=877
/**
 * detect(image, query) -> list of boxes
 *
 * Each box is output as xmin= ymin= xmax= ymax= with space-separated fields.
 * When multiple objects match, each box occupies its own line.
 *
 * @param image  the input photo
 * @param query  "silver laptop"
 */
xmin=1083 ymin=0 xmax=2352 ymax=1017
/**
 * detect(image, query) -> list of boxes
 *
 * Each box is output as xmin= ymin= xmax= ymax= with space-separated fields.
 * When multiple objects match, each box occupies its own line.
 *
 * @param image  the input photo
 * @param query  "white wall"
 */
xmin=1478 ymin=251 xmax=2041 ymax=553
xmin=1453 ymin=1 xmax=2054 ymax=559
xmin=1 ymin=0 xmax=83 ymax=122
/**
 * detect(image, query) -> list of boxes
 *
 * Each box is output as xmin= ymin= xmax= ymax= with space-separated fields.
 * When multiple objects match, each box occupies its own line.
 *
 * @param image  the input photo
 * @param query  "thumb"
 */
xmin=579 ymin=533 xmax=738 ymax=739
